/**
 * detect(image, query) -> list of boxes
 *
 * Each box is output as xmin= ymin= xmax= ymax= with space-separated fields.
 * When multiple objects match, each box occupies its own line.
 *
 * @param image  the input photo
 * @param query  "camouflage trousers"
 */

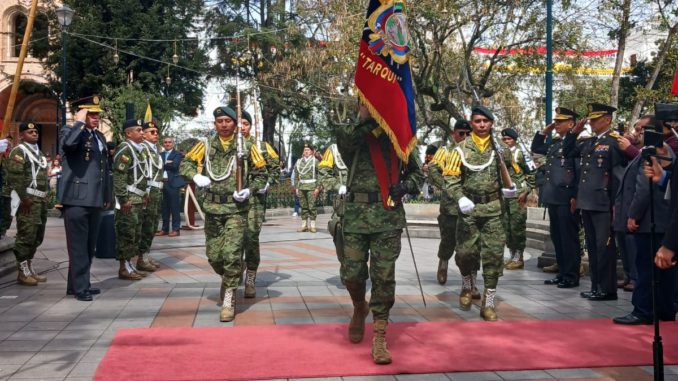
xmin=298 ymin=190 xmax=317 ymax=220
xmin=205 ymin=211 xmax=246 ymax=289
xmin=115 ymin=203 xmax=144 ymax=261
xmin=13 ymin=200 xmax=47 ymax=263
xmin=502 ymin=198 xmax=527 ymax=251
xmin=1 ymin=195 xmax=12 ymax=237
xmin=139 ymin=188 xmax=162 ymax=254
xmin=455 ymin=214 xmax=505 ymax=288
xmin=341 ymin=229 xmax=402 ymax=320
xmin=243 ymin=195 xmax=265 ymax=272
xmin=437 ymin=213 xmax=458 ymax=261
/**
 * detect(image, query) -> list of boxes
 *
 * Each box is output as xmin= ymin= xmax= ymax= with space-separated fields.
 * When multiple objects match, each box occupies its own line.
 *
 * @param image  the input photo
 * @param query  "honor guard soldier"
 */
xmin=564 ymin=102 xmax=627 ymax=301
xmin=319 ymin=143 xmax=348 ymax=196
xmin=446 ymin=106 xmax=518 ymax=321
xmin=531 ymin=107 xmax=582 ymax=288
xmin=114 ymin=119 xmax=150 ymax=281
xmin=240 ymin=110 xmax=279 ymax=298
xmin=180 ymin=106 xmax=268 ymax=322
xmin=500 ymin=128 xmax=536 ymax=269
xmin=7 ymin=123 xmax=48 ymax=286
xmin=138 ymin=118 xmax=163 ymax=272
xmin=293 ymin=143 xmax=320 ymax=232
xmin=428 ymin=119 xmax=481 ymax=297
xmin=337 ymin=103 xmax=423 ymax=364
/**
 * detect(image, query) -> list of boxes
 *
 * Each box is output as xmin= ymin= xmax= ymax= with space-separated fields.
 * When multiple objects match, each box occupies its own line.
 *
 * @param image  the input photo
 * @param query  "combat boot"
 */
xmin=345 ymin=282 xmax=369 ymax=343
xmin=297 ymin=219 xmax=308 ymax=232
xmin=436 ymin=258 xmax=448 ymax=285
xmin=471 ymin=273 xmax=481 ymax=300
xmin=118 ymin=260 xmax=143 ymax=281
xmin=309 ymin=220 xmax=317 ymax=233
xmin=136 ymin=254 xmax=157 ymax=272
xmin=128 ymin=258 xmax=148 ymax=277
xmin=220 ymin=288 xmax=236 ymax=322
xmin=17 ymin=261 xmax=38 ymax=286
xmin=459 ymin=275 xmax=473 ymax=310
xmin=244 ymin=270 xmax=257 ymax=298
xmin=219 ymin=281 xmax=226 ymax=305
xmin=480 ymin=288 xmax=498 ymax=321
xmin=505 ymin=250 xmax=524 ymax=270
xmin=27 ymin=259 xmax=47 ymax=282
xmin=543 ymin=263 xmax=559 ymax=273
xmin=371 ymin=320 xmax=392 ymax=365
xmin=504 ymin=249 xmax=516 ymax=265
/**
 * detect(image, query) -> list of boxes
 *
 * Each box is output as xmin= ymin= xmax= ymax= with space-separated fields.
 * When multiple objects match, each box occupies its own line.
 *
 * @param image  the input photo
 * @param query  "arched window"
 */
xmin=12 ymin=12 xmax=49 ymax=59
xmin=13 ymin=13 xmax=27 ymax=57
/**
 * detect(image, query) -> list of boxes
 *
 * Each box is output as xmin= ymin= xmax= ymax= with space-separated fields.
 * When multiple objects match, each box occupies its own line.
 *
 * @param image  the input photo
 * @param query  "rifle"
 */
xmin=516 ymin=136 xmax=537 ymax=171
xmin=235 ymin=72 xmax=244 ymax=192
xmin=490 ymin=131 xmax=514 ymax=189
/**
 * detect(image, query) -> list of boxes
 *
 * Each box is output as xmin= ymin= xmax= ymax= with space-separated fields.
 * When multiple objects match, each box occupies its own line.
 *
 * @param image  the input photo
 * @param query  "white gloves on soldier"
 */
xmin=257 ymin=182 xmax=270 ymax=194
xmin=338 ymin=185 xmax=347 ymax=195
xmin=501 ymin=184 xmax=518 ymax=198
xmin=458 ymin=196 xmax=475 ymax=215
xmin=192 ymin=174 xmax=211 ymax=187
xmin=0 ymin=139 xmax=8 ymax=153
xmin=233 ymin=188 xmax=251 ymax=202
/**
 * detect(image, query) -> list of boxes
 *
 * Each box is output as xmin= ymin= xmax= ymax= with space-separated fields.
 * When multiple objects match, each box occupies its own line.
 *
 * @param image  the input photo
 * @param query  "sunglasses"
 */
xmin=456 ymin=131 xmax=469 ymax=136
xmin=147 ymin=130 xmax=159 ymax=135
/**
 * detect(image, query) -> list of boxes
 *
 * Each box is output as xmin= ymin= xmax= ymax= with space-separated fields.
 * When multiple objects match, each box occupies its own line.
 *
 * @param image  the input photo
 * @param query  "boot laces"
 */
xmin=462 ymin=275 xmax=473 ymax=290
xmin=223 ymin=289 xmax=235 ymax=307
xmin=485 ymin=289 xmax=496 ymax=308
xmin=245 ymin=270 xmax=256 ymax=285
xmin=27 ymin=261 xmax=38 ymax=275
xmin=19 ymin=261 xmax=32 ymax=277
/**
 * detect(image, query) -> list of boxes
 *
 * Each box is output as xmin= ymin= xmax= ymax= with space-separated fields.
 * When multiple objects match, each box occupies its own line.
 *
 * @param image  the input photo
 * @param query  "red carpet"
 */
xmin=94 ymin=319 xmax=678 ymax=381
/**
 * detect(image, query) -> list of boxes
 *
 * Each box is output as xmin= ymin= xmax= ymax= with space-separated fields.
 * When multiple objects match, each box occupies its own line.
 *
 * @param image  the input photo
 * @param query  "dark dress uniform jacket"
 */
xmin=613 ymin=156 xmax=641 ymax=233
xmin=662 ymin=161 xmax=678 ymax=252
xmin=531 ymin=133 xmax=577 ymax=206
xmin=59 ymin=122 xmax=111 ymax=207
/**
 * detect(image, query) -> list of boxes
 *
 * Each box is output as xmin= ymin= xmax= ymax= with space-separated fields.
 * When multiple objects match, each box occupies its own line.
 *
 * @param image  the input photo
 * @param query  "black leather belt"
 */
xmin=468 ymin=192 xmax=500 ymax=204
xmin=205 ymin=192 xmax=236 ymax=203
xmin=348 ymin=192 xmax=382 ymax=203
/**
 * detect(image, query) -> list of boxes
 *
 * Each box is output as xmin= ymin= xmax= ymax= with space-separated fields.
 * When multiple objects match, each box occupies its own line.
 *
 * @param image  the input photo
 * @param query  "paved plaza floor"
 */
xmin=0 ymin=214 xmax=676 ymax=381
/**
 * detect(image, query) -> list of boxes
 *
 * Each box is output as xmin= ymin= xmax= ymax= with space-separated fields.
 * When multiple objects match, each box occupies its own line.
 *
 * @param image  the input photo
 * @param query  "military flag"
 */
xmin=672 ymin=70 xmax=678 ymax=95
xmin=355 ymin=0 xmax=417 ymax=162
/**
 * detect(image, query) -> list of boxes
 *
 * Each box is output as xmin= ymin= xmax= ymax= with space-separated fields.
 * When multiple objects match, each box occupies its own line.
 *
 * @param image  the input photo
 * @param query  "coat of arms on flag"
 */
xmin=355 ymin=0 xmax=417 ymax=163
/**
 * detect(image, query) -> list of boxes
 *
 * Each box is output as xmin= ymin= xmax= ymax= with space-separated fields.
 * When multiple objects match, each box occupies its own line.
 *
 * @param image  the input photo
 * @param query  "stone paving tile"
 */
xmin=64 ymin=361 xmax=99 ymax=378
xmin=544 ymin=369 xmax=602 ymax=379
xmin=395 ymin=374 xmax=451 ymax=380
xmin=0 ymin=340 xmax=49 ymax=352
xmin=10 ymin=361 xmax=75 ymax=379
xmin=0 ymin=364 xmax=22 ymax=379
xmin=343 ymin=376 xmax=398 ymax=381
xmin=0 ymin=353 xmax=34 ymax=365
xmin=41 ymin=339 xmax=96 ymax=352
xmin=26 ymin=350 xmax=86 ymax=364
xmin=446 ymin=372 xmax=502 ymax=381
xmin=495 ymin=370 xmax=554 ymax=380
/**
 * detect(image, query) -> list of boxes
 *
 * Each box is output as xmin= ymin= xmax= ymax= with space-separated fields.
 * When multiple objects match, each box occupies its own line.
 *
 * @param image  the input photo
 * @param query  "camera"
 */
xmin=643 ymin=129 xmax=663 ymax=148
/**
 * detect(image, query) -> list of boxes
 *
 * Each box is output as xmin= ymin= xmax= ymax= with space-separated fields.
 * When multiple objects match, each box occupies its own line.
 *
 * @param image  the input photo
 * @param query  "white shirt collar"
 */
xmin=128 ymin=140 xmax=144 ymax=151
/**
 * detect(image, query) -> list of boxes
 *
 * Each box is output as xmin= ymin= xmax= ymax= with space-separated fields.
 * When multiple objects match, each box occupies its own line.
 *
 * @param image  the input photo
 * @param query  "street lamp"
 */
xmin=56 ymin=5 xmax=75 ymax=128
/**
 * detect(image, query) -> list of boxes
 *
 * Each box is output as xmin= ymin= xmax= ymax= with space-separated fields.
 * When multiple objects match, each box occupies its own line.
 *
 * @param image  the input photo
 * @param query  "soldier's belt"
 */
xmin=126 ymin=185 xmax=147 ymax=197
xmin=26 ymin=188 xmax=47 ymax=198
xmin=148 ymin=180 xmax=164 ymax=189
xmin=468 ymin=192 xmax=500 ymax=204
xmin=347 ymin=192 xmax=381 ymax=203
xmin=299 ymin=179 xmax=317 ymax=184
xmin=205 ymin=191 xmax=237 ymax=204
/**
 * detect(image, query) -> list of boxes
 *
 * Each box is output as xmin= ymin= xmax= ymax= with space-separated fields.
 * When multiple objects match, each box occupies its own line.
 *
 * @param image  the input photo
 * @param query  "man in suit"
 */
xmin=156 ymin=136 xmax=185 ymax=237
xmin=59 ymin=95 xmax=111 ymax=301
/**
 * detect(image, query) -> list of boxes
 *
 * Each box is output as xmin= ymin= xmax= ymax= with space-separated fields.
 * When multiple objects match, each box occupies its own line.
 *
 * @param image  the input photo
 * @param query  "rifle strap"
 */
xmin=367 ymin=134 xmax=398 ymax=209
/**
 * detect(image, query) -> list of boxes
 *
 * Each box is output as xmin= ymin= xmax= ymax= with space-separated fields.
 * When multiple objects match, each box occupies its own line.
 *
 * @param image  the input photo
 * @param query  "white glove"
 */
xmin=502 ymin=184 xmax=518 ymax=199
xmin=10 ymin=191 xmax=20 ymax=217
xmin=192 ymin=174 xmax=211 ymax=187
xmin=233 ymin=188 xmax=251 ymax=202
xmin=257 ymin=182 xmax=270 ymax=194
xmin=0 ymin=139 xmax=8 ymax=152
xmin=458 ymin=196 xmax=475 ymax=215
xmin=338 ymin=185 xmax=347 ymax=195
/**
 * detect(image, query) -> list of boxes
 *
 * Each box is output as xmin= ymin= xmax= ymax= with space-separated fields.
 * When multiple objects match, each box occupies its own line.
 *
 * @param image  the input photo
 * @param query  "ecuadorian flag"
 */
xmin=355 ymin=0 xmax=417 ymax=162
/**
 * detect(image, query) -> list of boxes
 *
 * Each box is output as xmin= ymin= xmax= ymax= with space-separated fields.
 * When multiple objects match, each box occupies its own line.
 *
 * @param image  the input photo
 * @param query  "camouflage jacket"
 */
xmin=429 ymin=141 xmax=460 ymax=216
xmin=142 ymin=141 xmax=164 ymax=193
xmin=318 ymin=144 xmax=348 ymax=192
xmin=502 ymin=146 xmax=536 ymax=194
xmin=446 ymin=134 xmax=504 ymax=217
xmin=293 ymin=156 xmax=320 ymax=191
xmin=5 ymin=143 xmax=49 ymax=201
xmin=180 ymin=135 xmax=267 ymax=215
xmin=336 ymin=119 xmax=424 ymax=234
xmin=113 ymin=141 xmax=149 ymax=205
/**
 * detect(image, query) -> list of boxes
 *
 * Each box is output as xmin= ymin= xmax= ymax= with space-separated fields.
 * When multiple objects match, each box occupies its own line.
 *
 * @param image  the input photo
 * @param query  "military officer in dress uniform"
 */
xmin=531 ymin=107 xmax=581 ymax=288
xmin=60 ymin=96 xmax=110 ymax=301
xmin=500 ymin=128 xmax=536 ymax=270
xmin=114 ymin=119 xmax=150 ymax=281
xmin=240 ymin=110 xmax=279 ymax=298
xmin=138 ymin=118 xmax=163 ymax=272
xmin=337 ymin=103 xmax=423 ymax=364
xmin=564 ymin=102 xmax=627 ymax=301
xmin=7 ymin=123 xmax=49 ymax=286
xmin=293 ymin=143 xmax=320 ymax=232
xmin=180 ymin=106 xmax=268 ymax=322
xmin=445 ymin=106 xmax=518 ymax=321
xmin=429 ymin=119 xmax=481 ymax=295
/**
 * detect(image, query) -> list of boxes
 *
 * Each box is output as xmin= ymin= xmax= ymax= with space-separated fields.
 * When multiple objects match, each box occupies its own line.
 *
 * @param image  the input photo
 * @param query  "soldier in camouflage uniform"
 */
xmin=445 ymin=106 xmax=518 ymax=321
xmin=180 ymin=106 xmax=267 ymax=322
xmin=114 ymin=119 xmax=150 ymax=281
xmin=500 ymin=128 xmax=536 ymax=270
xmin=138 ymin=119 xmax=163 ymax=273
xmin=240 ymin=110 xmax=279 ymax=298
xmin=429 ymin=119 xmax=482 ymax=293
xmin=319 ymin=143 xmax=348 ymax=194
xmin=293 ymin=143 xmax=320 ymax=232
xmin=7 ymin=123 xmax=49 ymax=286
xmin=337 ymin=104 xmax=423 ymax=364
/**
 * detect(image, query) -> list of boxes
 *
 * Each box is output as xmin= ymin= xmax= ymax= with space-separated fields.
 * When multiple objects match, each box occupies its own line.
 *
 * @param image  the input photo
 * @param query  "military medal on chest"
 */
xmin=84 ymin=136 xmax=93 ymax=162
xmin=597 ymin=156 xmax=603 ymax=168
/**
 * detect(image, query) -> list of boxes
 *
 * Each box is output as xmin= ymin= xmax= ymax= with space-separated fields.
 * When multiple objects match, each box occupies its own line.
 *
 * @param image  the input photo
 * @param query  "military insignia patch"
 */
xmin=367 ymin=0 xmax=411 ymax=65
xmin=118 ymin=163 xmax=126 ymax=171
xmin=13 ymin=154 xmax=24 ymax=163
xmin=120 ymin=155 xmax=130 ymax=163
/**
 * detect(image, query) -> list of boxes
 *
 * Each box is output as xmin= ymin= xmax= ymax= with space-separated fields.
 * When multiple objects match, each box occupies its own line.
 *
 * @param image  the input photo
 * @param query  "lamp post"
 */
xmin=56 ymin=5 xmax=75 ymax=128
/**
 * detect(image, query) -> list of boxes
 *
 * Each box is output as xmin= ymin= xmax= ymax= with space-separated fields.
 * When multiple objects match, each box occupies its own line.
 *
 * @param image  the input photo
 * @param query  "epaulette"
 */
xmin=185 ymin=140 xmax=206 ymax=162
xmin=442 ymin=149 xmax=461 ymax=176
xmin=265 ymin=142 xmax=279 ymax=160
xmin=319 ymin=148 xmax=334 ymax=168
xmin=429 ymin=146 xmax=447 ymax=167
xmin=249 ymin=144 xmax=266 ymax=169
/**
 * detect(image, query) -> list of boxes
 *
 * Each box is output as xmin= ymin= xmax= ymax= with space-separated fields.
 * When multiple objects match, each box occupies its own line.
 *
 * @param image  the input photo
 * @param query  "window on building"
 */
xmin=13 ymin=12 xmax=49 ymax=59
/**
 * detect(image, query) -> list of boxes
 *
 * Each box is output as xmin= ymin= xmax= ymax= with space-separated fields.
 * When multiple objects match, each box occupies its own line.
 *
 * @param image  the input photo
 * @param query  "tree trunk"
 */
xmin=610 ymin=0 xmax=631 ymax=109
xmin=261 ymin=102 xmax=278 ymax=145
xmin=629 ymin=23 xmax=678 ymax=124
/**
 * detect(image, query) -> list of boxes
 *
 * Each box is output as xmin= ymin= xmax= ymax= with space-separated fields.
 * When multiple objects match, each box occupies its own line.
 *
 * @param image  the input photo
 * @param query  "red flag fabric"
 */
xmin=672 ymin=71 xmax=678 ymax=95
xmin=354 ymin=0 xmax=417 ymax=162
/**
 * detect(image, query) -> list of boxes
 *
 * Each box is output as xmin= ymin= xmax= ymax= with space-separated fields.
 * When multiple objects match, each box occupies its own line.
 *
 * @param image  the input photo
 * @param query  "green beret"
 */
xmin=501 ymin=128 xmax=519 ymax=140
xmin=213 ymin=106 xmax=237 ymax=121
xmin=19 ymin=122 xmax=39 ymax=133
xmin=453 ymin=119 xmax=471 ymax=131
xmin=241 ymin=110 xmax=253 ymax=125
xmin=471 ymin=105 xmax=494 ymax=121
xmin=143 ymin=118 xmax=159 ymax=130
xmin=123 ymin=119 xmax=143 ymax=130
